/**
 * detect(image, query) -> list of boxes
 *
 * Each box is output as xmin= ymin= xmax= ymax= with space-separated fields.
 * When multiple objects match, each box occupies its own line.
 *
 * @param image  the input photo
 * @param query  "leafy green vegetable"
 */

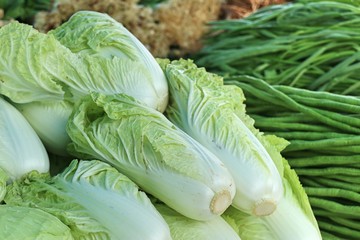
xmin=5 ymin=159 xmax=172 ymax=239
xmin=0 ymin=97 xmax=49 ymax=181
xmin=0 ymin=20 xmax=168 ymax=155
xmin=223 ymin=159 xmax=322 ymax=240
xmin=154 ymin=201 xmax=241 ymax=240
xmin=0 ymin=205 xmax=74 ymax=240
xmin=163 ymin=59 xmax=283 ymax=216
xmin=66 ymin=92 xmax=235 ymax=221
xmin=49 ymin=10 xmax=169 ymax=112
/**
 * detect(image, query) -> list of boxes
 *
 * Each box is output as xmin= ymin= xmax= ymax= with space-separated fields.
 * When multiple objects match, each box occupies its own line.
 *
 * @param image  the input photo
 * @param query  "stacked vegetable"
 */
xmin=195 ymin=1 xmax=360 ymax=239
xmin=0 ymin=10 xmax=321 ymax=239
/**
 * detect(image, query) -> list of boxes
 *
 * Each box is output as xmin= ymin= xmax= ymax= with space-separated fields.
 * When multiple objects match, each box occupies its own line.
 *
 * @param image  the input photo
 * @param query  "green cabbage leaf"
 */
xmin=0 ymin=205 xmax=74 ymax=240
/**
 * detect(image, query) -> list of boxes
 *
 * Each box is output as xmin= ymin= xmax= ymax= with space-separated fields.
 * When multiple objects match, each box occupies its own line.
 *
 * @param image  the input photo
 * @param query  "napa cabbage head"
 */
xmin=66 ymin=92 xmax=235 ymax=221
xmin=0 ymin=205 xmax=74 ymax=240
xmin=4 ymin=159 xmax=172 ymax=240
xmin=162 ymin=59 xmax=284 ymax=216
xmin=0 ymin=21 xmax=168 ymax=155
xmin=49 ymin=10 xmax=168 ymax=112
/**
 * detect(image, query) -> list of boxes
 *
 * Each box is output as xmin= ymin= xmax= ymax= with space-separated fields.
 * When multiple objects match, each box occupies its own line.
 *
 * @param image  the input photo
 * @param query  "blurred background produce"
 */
xmin=0 ymin=0 xmax=286 ymax=57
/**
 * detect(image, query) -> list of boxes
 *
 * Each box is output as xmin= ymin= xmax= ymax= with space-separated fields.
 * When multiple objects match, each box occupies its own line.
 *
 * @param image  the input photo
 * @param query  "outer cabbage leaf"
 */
xmin=0 ymin=205 xmax=74 ymax=240
xmin=222 ymin=158 xmax=322 ymax=240
xmin=50 ymin=10 xmax=168 ymax=112
xmin=0 ymin=97 xmax=49 ymax=180
xmin=154 ymin=201 xmax=241 ymax=240
xmin=163 ymin=59 xmax=283 ymax=216
xmin=5 ymin=160 xmax=172 ymax=240
xmin=0 ymin=22 xmax=65 ymax=103
xmin=66 ymin=93 xmax=235 ymax=221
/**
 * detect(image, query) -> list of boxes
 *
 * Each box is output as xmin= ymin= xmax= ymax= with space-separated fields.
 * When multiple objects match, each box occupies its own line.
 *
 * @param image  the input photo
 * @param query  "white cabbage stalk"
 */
xmin=0 ymin=97 xmax=49 ymax=180
xmin=15 ymin=101 xmax=73 ymax=156
xmin=5 ymin=160 xmax=172 ymax=240
xmin=222 ymin=160 xmax=322 ymax=240
xmin=50 ymin=10 xmax=168 ymax=112
xmin=66 ymin=93 xmax=236 ymax=221
xmin=0 ymin=206 xmax=74 ymax=240
xmin=154 ymin=201 xmax=242 ymax=240
xmin=163 ymin=59 xmax=283 ymax=216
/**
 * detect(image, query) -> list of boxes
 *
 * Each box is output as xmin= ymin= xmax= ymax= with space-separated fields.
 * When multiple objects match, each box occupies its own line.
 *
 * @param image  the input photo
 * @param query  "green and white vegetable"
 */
xmin=0 ymin=20 xmax=168 ymax=155
xmin=0 ymin=97 xmax=49 ymax=181
xmin=50 ymin=10 xmax=169 ymax=113
xmin=0 ymin=205 xmax=74 ymax=240
xmin=154 ymin=201 xmax=241 ymax=240
xmin=5 ymin=159 xmax=172 ymax=240
xmin=163 ymin=59 xmax=283 ymax=216
xmin=66 ymin=93 xmax=236 ymax=221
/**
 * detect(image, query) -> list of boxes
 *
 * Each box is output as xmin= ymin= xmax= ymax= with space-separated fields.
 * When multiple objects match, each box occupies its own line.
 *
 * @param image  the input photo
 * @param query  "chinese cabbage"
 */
xmin=163 ymin=59 xmax=283 ymax=216
xmin=5 ymin=159 xmax=172 ymax=240
xmin=66 ymin=93 xmax=235 ymax=221
xmin=50 ymin=10 xmax=169 ymax=112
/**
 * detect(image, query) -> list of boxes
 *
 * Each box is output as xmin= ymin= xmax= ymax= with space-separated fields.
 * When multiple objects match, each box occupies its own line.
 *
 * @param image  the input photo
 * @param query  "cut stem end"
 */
xmin=253 ymin=199 xmax=277 ymax=216
xmin=210 ymin=190 xmax=232 ymax=215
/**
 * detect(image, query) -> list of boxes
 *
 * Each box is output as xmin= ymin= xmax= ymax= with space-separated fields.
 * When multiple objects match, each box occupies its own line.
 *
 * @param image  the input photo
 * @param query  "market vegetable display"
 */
xmin=196 ymin=1 xmax=360 ymax=95
xmin=163 ymin=59 xmax=283 ymax=216
xmin=0 ymin=9 xmax=322 ymax=240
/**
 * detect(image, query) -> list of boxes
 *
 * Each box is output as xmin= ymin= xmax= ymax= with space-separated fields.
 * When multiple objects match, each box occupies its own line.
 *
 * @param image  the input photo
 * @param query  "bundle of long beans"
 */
xmin=195 ymin=1 xmax=360 ymax=95
xmin=226 ymin=75 xmax=360 ymax=239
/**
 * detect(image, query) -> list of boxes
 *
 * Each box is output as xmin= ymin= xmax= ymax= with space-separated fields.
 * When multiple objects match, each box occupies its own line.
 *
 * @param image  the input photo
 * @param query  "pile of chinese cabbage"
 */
xmin=0 ymin=10 xmax=321 ymax=239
